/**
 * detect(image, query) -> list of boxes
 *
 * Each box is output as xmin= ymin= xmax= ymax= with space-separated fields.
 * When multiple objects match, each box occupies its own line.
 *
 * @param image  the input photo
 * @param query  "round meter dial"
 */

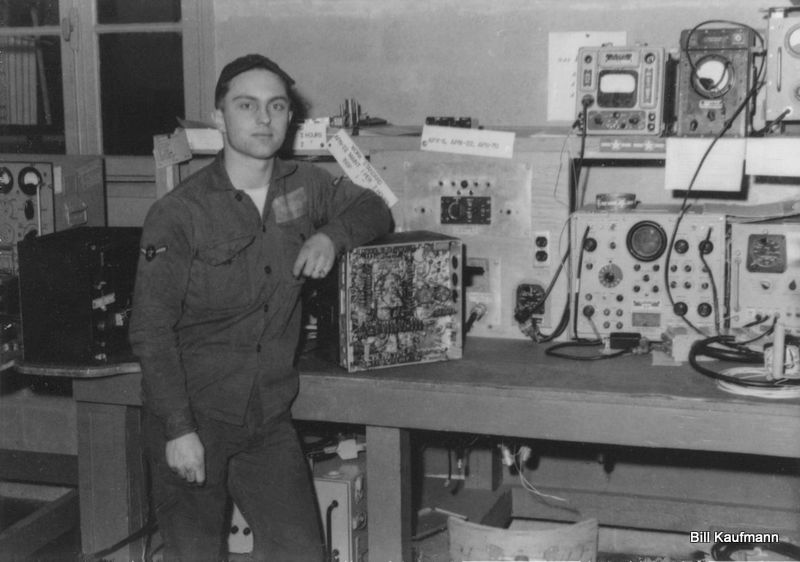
xmin=18 ymin=167 xmax=43 ymax=196
xmin=0 ymin=167 xmax=13 ymax=194
xmin=627 ymin=220 xmax=668 ymax=262
xmin=692 ymin=55 xmax=733 ymax=98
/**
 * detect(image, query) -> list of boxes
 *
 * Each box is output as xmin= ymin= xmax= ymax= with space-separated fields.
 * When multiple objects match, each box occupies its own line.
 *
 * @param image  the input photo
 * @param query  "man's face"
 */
xmin=213 ymin=68 xmax=293 ymax=161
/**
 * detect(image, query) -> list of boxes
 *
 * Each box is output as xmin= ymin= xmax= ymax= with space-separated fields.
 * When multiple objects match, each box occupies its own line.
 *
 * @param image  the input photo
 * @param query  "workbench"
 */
xmin=17 ymin=337 xmax=800 ymax=561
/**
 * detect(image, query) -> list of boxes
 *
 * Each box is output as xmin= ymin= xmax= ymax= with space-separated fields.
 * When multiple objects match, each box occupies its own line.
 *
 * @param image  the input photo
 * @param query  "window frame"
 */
xmin=0 ymin=0 xmax=214 ymax=160
xmin=66 ymin=0 xmax=214 ymax=158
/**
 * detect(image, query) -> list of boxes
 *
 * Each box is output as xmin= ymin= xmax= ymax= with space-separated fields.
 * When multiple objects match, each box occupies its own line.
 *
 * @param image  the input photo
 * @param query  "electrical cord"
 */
xmin=682 ymin=20 xmax=766 ymax=111
xmin=663 ymin=53 xmax=765 ymax=336
xmin=571 ymin=225 xmax=594 ymax=343
xmin=517 ymin=244 xmax=571 ymax=343
xmin=522 ymin=99 xmax=592 ymax=345
xmin=689 ymin=335 xmax=800 ymax=388
xmin=86 ymin=515 xmax=159 ymax=562
xmin=545 ymin=339 xmax=633 ymax=361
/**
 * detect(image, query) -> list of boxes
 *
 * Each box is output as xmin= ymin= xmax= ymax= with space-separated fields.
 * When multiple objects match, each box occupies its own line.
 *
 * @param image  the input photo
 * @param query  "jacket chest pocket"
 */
xmin=194 ymin=235 xmax=256 ymax=310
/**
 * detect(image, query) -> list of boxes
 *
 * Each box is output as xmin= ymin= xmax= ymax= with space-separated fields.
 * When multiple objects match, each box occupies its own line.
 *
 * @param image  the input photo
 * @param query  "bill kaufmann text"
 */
xmin=689 ymin=531 xmax=780 ymax=543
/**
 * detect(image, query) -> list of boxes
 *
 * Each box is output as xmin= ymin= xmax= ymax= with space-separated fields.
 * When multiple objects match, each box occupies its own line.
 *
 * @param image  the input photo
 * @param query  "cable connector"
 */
xmin=609 ymin=331 xmax=641 ymax=350
xmin=499 ymin=444 xmax=514 ymax=467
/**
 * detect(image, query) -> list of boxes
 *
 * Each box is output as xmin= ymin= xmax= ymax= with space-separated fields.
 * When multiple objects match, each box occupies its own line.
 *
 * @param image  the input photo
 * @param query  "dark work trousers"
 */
xmin=143 ymin=396 xmax=325 ymax=562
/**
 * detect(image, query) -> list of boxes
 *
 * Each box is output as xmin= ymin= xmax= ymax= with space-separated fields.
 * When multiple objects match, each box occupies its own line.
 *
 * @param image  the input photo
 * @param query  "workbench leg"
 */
xmin=77 ymin=402 xmax=148 ymax=561
xmin=366 ymin=425 xmax=412 ymax=562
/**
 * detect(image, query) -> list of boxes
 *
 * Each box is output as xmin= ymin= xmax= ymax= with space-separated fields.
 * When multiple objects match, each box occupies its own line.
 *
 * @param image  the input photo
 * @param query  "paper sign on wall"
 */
xmin=547 ymin=31 xmax=627 ymax=122
xmin=745 ymin=138 xmax=800 ymax=177
xmin=664 ymin=138 xmax=745 ymax=192
xmin=419 ymin=125 xmax=515 ymax=159
xmin=326 ymin=130 xmax=398 ymax=207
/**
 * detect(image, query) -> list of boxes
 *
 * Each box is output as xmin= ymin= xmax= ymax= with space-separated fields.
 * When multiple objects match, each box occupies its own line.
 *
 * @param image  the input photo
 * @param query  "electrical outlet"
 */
xmin=533 ymin=231 xmax=551 ymax=267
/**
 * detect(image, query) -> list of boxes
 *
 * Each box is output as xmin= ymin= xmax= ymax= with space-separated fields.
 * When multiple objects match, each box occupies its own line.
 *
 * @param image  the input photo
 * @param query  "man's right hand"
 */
xmin=166 ymin=432 xmax=206 ymax=484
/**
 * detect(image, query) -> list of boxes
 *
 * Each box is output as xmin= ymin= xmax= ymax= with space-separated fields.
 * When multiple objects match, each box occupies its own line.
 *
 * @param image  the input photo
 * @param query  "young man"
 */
xmin=129 ymin=54 xmax=392 ymax=561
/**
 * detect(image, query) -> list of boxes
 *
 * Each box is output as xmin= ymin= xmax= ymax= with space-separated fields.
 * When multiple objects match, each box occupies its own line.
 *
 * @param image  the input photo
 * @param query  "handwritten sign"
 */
xmin=293 ymin=118 xmax=329 ymax=152
xmin=547 ymin=31 xmax=627 ymax=122
xmin=326 ymin=130 xmax=398 ymax=207
xmin=420 ymin=125 xmax=515 ymax=159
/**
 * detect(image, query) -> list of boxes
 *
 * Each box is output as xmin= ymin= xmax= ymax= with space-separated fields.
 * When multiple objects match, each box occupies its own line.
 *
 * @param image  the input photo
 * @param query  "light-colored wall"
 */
xmin=211 ymin=0 xmax=778 ymax=127
xmin=109 ymin=0 xmax=798 ymax=224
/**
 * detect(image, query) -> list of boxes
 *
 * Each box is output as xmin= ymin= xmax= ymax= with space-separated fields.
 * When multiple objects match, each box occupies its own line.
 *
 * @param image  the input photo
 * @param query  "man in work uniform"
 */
xmin=129 ymin=54 xmax=392 ymax=561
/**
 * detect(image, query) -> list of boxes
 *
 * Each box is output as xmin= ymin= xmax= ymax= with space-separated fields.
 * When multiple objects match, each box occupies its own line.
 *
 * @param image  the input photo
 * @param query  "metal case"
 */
xmin=571 ymin=207 xmax=727 ymax=340
xmin=18 ymin=226 xmax=141 ymax=364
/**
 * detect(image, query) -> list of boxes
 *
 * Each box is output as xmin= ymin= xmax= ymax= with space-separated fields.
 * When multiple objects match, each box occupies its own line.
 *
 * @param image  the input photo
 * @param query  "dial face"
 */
xmin=18 ymin=167 xmax=43 ymax=196
xmin=787 ymin=25 xmax=800 ymax=57
xmin=747 ymin=234 xmax=787 ymax=273
xmin=627 ymin=220 xmax=667 ymax=262
xmin=692 ymin=55 xmax=732 ymax=98
xmin=0 ymin=167 xmax=12 ymax=194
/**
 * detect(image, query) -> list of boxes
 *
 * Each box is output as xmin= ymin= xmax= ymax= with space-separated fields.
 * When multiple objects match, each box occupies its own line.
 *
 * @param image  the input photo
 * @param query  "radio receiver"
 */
xmin=765 ymin=7 xmax=800 ymax=122
xmin=675 ymin=27 xmax=756 ymax=137
xmin=576 ymin=45 xmax=668 ymax=135
xmin=729 ymin=220 xmax=800 ymax=336
xmin=571 ymin=207 xmax=727 ymax=341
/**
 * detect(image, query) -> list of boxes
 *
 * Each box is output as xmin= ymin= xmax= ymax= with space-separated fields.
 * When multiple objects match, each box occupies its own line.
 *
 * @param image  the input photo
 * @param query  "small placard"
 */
xmin=153 ymin=132 xmax=192 ymax=169
xmin=745 ymin=137 xmax=800 ymax=176
xmin=420 ymin=125 xmax=515 ymax=159
xmin=327 ymin=130 xmax=398 ymax=207
xmin=293 ymin=118 xmax=329 ymax=152
xmin=664 ymin=137 xmax=745 ymax=192
xmin=598 ymin=138 xmax=666 ymax=153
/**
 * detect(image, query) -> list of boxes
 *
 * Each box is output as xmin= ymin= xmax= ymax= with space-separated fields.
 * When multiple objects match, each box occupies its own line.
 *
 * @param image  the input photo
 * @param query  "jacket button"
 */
xmin=264 ymin=265 xmax=272 ymax=274
xmin=263 ymin=303 xmax=269 ymax=313
xmin=256 ymin=344 xmax=262 ymax=352
xmin=235 ymin=192 xmax=243 ymax=201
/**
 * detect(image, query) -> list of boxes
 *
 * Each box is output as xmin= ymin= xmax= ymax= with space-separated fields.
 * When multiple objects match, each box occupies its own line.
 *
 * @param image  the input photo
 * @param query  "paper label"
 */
xmin=665 ymin=138 xmax=745 ymax=192
xmin=326 ymin=130 xmax=398 ymax=207
xmin=293 ymin=118 xmax=329 ymax=152
xmin=420 ymin=125 xmax=515 ymax=159
xmin=153 ymin=132 xmax=192 ymax=169
xmin=745 ymin=138 xmax=800 ymax=177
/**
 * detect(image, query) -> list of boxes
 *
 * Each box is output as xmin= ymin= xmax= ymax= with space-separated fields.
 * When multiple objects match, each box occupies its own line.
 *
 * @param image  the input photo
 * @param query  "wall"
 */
xmin=107 ymin=0 xmax=800 ymax=227
xmin=212 ymin=0 xmax=780 ymax=127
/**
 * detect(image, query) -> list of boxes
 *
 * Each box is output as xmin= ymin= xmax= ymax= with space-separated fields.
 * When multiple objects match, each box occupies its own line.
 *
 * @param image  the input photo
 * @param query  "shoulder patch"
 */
xmin=141 ymin=244 xmax=168 ymax=261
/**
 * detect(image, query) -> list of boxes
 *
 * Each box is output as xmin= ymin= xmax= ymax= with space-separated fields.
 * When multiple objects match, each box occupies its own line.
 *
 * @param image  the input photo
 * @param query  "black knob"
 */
xmin=674 ymin=239 xmax=689 ymax=254
xmin=583 ymin=238 xmax=597 ymax=252
xmin=673 ymin=302 xmax=688 ymax=316
xmin=699 ymin=240 xmax=714 ymax=255
xmin=697 ymin=303 xmax=713 ymax=317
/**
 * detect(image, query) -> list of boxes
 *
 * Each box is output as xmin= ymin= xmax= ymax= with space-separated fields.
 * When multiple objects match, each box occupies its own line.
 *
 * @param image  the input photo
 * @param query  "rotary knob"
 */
xmin=598 ymin=263 xmax=623 ymax=288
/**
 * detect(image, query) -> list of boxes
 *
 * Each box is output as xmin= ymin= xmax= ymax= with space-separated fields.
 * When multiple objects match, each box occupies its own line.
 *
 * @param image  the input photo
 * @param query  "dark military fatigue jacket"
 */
xmin=130 ymin=155 xmax=391 ymax=439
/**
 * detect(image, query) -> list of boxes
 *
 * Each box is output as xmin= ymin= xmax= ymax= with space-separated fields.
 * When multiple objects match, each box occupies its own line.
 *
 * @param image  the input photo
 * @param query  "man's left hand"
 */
xmin=292 ymin=232 xmax=335 ymax=279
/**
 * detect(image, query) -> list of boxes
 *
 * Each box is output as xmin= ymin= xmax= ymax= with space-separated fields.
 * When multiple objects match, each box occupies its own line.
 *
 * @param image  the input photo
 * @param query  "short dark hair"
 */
xmin=214 ymin=54 xmax=295 ymax=108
